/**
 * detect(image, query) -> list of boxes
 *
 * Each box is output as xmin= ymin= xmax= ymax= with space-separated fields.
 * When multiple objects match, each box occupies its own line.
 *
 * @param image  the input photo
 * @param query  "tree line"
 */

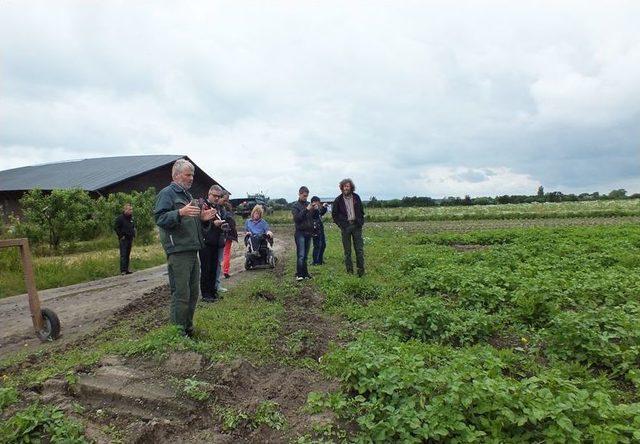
xmin=367 ymin=187 xmax=636 ymax=208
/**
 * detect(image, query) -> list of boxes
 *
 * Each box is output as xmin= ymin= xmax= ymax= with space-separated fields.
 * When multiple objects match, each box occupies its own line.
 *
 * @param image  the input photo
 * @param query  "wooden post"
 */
xmin=0 ymin=238 xmax=44 ymax=333
xmin=20 ymin=240 xmax=44 ymax=333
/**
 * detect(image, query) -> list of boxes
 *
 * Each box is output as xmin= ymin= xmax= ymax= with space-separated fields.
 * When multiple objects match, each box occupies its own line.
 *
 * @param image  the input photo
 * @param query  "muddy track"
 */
xmin=0 ymin=228 xmax=295 ymax=358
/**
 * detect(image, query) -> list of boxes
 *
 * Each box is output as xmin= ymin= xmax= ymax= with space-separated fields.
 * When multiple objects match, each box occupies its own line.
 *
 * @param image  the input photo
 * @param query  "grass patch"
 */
xmin=0 ymin=242 xmax=166 ymax=298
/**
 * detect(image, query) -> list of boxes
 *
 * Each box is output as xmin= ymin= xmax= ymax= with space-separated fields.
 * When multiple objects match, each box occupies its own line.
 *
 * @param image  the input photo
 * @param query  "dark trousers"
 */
xmin=295 ymin=232 xmax=312 ymax=277
xmin=341 ymin=223 xmax=364 ymax=273
xmin=312 ymin=229 xmax=326 ymax=265
xmin=167 ymin=251 xmax=200 ymax=332
xmin=199 ymin=245 xmax=219 ymax=298
xmin=119 ymin=236 xmax=133 ymax=272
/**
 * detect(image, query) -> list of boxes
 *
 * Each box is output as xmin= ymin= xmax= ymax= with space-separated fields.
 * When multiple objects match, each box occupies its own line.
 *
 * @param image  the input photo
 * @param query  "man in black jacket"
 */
xmin=199 ymin=185 xmax=227 ymax=302
xmin=114 ymin=203 xmax=136 ymax=275
xmin=291 ymin=186 xmax=317 ymax=281
xmin=332 ymin=178 xmax=365 ymax=276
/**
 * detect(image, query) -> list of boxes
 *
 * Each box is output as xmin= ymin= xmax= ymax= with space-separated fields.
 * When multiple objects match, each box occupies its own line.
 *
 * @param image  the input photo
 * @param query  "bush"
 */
xmin=19 ymin=189 xmax=99 ymax=249
xmin=94 ymin=188 xmax=157 ymax=243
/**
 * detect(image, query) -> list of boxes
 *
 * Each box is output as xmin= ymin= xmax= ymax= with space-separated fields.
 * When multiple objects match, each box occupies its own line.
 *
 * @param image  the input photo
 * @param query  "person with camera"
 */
xmin=332 ymin=178 xmax=365 ymax=277
xmin=199 ymin=185 xmax=229 ymax=302
xmin=114 ymin=202 xmax=136 ymax=275
xmin=310 ymin=196 xmax=328 ymax=266
xmin=154 ymin=159 xmax=216 ymax=336
xmin=291 ymin=186 xmax=317 ymax=281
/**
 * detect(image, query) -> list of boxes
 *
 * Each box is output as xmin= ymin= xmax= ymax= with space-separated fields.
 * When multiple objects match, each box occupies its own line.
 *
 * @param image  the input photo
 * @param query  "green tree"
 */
xmin=20 ymin=189 xmax=98 ymax=249
xmin=608 ymin=189 xmax=627 ymax=199
xmin=537 ymin=185 xmax=544 ymax=197
xmin=94 ymin=188 xmax=157 ymax=244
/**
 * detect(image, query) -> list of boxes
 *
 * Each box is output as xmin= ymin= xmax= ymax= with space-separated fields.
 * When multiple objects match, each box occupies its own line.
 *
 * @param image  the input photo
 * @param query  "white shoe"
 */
xmin=296 ymin=276 xmax=304 ymax=282
xmin=218 ymin=287 xmax=228 ymax=293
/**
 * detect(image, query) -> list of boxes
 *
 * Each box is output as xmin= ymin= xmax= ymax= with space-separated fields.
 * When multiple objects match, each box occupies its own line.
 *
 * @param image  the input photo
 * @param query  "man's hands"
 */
xmin=213 ymin=219 xmax=226 ymax=227
xmin=178 ymin=201 xmax=217 ymax=221
xmin=307 ymin=203 xmax=314 ymax=211
xmin=200 ymin=207 xmax=216 ymax=221
xmin=179 ymin=201 xmax=201 ymax=218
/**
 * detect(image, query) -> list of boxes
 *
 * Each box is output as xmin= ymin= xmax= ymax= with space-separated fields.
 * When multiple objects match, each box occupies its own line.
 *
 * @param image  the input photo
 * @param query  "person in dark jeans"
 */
xmin=291 ymin=186 xmax=317 ymax=281
xmin=332 ymin=178 xmax=365 ymax=277
xmin=310 ymin=196 xmax=328 ymax=265
xmin=199 ymin=185 xmax=227 ymax=303
xmin=114 ymin=203 xmax=136 ymax=275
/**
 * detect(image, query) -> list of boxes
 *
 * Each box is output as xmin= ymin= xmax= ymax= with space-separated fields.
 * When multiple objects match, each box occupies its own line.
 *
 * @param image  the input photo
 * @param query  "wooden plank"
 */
xmin=0 ymin=238 xmax=27 ymax=248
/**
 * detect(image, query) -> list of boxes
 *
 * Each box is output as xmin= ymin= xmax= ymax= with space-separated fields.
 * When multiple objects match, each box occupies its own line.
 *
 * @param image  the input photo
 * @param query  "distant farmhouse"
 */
xmin=0 ymin=154 xmax=223 ymax=219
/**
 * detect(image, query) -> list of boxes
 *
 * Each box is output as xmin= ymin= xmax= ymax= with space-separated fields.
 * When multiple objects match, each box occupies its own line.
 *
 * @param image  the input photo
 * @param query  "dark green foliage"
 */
xmin=316 ymin=336 xmax=640 ymax=443
xmin=94 ymin=188 xmax=157 ymax=243
xmin=19 ymin=189 xmax=99 ymax=249
xmin=543 ymin=303 xmax=640 ymax=377
xmin=0 ymin=403 xmax=86 ymax=444
xmin=385 ymin=297 xmax=500 ymax=346
xmin=307 ymin=223 xmax=640 ymax=442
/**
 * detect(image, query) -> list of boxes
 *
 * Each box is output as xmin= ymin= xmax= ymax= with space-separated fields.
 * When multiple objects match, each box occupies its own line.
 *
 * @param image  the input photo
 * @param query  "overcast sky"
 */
xmin=1 ymin=1 xmax=638 ymax=200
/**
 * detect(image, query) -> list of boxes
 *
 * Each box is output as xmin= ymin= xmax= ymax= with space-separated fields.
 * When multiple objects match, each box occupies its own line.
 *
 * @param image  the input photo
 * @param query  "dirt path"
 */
xmin=0 ymin=230 xmax=295 ymax=358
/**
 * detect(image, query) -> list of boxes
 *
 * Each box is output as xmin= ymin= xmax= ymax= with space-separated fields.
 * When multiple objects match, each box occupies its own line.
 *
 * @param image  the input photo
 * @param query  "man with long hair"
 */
xmin=332 ymin=178 xmax=365 ymax=276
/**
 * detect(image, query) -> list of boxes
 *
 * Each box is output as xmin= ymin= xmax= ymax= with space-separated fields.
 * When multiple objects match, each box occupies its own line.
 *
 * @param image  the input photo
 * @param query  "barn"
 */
xmin=0 ymin=154 xmax=223 ymax=219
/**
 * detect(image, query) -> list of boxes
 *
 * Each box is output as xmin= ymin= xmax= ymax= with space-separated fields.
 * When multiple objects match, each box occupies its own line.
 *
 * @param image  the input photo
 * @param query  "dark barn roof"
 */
xmin=0 ymin=155 xmax=216 ymax=192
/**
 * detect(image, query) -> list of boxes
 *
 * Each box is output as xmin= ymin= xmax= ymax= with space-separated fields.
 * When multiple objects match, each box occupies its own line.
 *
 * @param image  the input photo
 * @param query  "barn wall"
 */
xmin=0 ymin=191 xmax=23 ymax=220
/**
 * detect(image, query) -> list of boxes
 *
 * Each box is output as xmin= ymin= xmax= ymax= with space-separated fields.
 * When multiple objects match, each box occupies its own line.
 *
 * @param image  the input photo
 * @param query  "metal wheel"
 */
xmin=37 ymin=308 xmax=61 ymax=341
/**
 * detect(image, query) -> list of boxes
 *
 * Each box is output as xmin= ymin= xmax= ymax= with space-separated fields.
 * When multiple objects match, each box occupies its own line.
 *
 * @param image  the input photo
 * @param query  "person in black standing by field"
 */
xmin=200 ymin=185 xmax=227 ymax=303
xmin=291 ymin=186 xmax=317 ymax=281
xmin=115 ymin=203 xmax=136 ymax=275
xmin=332 ymin=178 xmax=365 ymax=277
xmin=310 ymin=196 xmax=328 ymax=266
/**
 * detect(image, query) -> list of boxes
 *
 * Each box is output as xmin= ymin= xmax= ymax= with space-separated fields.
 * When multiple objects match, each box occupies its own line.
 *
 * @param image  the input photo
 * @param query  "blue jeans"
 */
xmin=295 ymin=232 xmax=312 ymax=277
xmin=215 ymin=246 xmax=224 ymax=289
xmin=312 ymin=229 xmax=326 ymax=265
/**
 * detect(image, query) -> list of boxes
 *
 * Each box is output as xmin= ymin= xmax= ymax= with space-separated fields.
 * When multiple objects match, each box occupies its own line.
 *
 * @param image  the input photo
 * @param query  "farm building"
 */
xmin=0 ymin=154 xmax=224 ymax=219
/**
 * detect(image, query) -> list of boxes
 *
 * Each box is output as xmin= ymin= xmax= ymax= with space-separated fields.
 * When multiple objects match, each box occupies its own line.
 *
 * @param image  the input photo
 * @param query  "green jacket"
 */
xmin=154 ymin=182 xmax=204 ymax=255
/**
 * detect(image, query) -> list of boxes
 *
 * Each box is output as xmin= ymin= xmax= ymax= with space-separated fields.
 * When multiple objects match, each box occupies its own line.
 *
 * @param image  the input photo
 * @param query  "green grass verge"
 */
xmin=0 ymin=242 xmax=166 ymax=298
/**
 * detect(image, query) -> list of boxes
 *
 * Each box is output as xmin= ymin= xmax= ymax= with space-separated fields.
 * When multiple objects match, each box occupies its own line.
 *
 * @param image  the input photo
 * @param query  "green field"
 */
xmin=304 ymin=221 xmax=640 ymax=442
xmin=266 ymin=199 xmax=640 ymax=224
xmin=2 ymin=216 xmax=640 ymax=442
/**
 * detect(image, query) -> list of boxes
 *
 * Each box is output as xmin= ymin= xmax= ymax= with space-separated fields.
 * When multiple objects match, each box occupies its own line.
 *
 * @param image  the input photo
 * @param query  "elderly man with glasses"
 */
xmin=199 ymin=185 xmax=229 ymax=302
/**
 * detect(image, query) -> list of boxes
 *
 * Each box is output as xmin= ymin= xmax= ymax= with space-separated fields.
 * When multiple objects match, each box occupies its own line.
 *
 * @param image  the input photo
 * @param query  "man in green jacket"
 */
xmin=154 ymin=159 xmax=216 ymax=336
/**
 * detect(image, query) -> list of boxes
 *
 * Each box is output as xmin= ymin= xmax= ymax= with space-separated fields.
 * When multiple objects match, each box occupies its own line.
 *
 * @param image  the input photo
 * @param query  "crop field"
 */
xmin=2 ymin=217 xmax=640 ymax=442
xmin=267 ymin=199 xmax=640 ymax=224
xmin=305 ymin=221 xmax=640 ymax=442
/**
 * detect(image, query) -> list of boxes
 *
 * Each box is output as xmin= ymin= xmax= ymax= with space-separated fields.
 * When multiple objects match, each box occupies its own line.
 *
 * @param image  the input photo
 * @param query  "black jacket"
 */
xmin=114 ymin=213 xmax=136 ymax=239
xmin=292 ymin=200 xmax=317 ymax=235
xmin=332 ymin=193 xmax=365 ymax=228
xmin=202 ymin=204 xmax=227 ymax=248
